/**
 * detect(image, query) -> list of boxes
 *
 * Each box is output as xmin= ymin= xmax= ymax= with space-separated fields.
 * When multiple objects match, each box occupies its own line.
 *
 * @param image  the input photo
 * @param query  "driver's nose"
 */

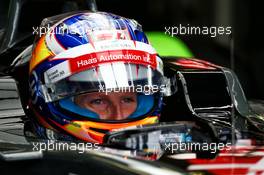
xmin=109 ymin=102 xmax=126 ymax=120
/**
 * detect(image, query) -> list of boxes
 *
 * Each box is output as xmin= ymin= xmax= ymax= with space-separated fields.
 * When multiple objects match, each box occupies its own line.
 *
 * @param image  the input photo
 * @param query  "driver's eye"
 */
xmin=88 ymin=98 xmax=109 ymax=111
xmin=90 ymin=98 xmax=104 ymax=105
xmin=121 ymin=97 xmax=135 ymax=104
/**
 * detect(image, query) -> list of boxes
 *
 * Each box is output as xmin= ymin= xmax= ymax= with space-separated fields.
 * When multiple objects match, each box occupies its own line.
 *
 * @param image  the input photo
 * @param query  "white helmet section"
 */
xmin=43 ymin=40 xmax=163 ymax=84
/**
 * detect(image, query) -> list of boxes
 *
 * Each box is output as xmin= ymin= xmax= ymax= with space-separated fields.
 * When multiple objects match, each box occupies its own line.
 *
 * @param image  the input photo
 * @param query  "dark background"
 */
xmin=0 ymin=0 xmax=263 ymax=100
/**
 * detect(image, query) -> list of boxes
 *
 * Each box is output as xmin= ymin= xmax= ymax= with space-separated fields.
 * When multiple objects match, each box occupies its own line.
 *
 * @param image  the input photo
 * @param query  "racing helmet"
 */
xmin=29 ymin=12 xmax=167 ymax=143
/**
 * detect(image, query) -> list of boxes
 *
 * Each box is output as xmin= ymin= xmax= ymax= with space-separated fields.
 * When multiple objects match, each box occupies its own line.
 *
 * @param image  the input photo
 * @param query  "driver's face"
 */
xmin=75 ymin=92 xmax=137 ymax=120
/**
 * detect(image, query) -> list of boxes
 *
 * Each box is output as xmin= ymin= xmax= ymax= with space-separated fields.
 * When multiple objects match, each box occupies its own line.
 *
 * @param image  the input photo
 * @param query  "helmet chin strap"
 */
xmin=58 ymin=94 xmax=154 ymax=119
